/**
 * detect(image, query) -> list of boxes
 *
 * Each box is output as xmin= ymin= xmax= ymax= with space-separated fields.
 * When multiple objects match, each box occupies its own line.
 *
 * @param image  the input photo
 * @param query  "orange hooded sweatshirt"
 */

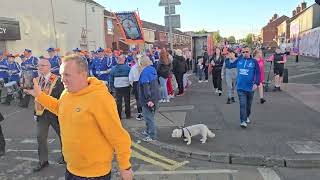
xmin=36 ymin=77 xmax=131 ymax=177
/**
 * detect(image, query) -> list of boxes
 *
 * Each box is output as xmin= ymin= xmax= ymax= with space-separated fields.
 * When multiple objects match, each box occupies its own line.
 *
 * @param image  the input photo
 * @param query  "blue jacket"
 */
xmin=109 ymin=64 xmax=131 ymax=89
xmin=0 ymin=58 xmax=9 ymax=79
xmin=126 ymin=55 xmax=134 ymax=64
xmin=226 ymin=57 xmax=260 ymax=92
xmin=139 ymin=66 xmax=161 ymax=106
xmin=8 ymin=61 xmax=21 ymax=82
xmin=21 ymin=56 xmax=39 ymax=77
xmin=90 ymin=57 xmax=112 ymax=82
xmin=48 ymin=55 xmax=61 ymax=75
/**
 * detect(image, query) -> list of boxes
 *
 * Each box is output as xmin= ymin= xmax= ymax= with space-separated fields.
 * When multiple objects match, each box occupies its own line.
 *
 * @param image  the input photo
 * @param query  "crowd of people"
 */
xmin=197 ymin=45 xmax=287 ymax=128
xmin=0 ymin=46 xmax=191 ymax=179
xmin=0 ymin=42 xmax=288 ymax=179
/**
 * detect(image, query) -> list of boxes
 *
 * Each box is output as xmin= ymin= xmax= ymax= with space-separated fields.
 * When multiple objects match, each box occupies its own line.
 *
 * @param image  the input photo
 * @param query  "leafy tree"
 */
xmin=227 ymin=36 xmax=236 ymax=44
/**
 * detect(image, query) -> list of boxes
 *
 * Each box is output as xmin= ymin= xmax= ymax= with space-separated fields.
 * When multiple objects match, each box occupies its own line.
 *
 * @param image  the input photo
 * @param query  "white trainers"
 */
xmin=169 ymin=94 xmax=175 ymax=99
xmin=159 ymin=99 xmax=164 ymax=103
xmin=246 ymin=118 xmax=251 ymax=124
xmin=198 ymin=80 xmax=203 ymax=83
xmin=215 ymin=89 xmax=219 ymax=94
xmin=204 ymin=80 xmax=209 ymax=83
xmin=165 ymin=99 xmax=170 ymax=103
xmin=240 ymin=122 xmax=248 ymax=128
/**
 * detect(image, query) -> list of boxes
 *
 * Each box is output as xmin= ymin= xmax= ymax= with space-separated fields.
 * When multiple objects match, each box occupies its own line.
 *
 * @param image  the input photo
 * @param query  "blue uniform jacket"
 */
xmin=21 ymin=56 xmax=39 ymax=77
xmin=90 ymin=57 xmax=112 ymax=82
xmin=49 ymin=55 xmax=61 ymax=75
xmin=0 ymin=58 xmax=9 ymax=79
xmin=8 ymin=61 xmax=21 ymax=82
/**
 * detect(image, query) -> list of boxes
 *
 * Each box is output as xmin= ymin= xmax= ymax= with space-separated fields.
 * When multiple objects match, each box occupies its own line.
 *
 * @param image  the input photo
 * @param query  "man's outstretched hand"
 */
xmin=24 ymin=78 xmax=41 ymax=98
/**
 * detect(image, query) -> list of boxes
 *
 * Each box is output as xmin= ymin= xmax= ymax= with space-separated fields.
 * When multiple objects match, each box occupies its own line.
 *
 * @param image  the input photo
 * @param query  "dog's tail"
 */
xmin=207 ymin=129 xmax=216 ymax=138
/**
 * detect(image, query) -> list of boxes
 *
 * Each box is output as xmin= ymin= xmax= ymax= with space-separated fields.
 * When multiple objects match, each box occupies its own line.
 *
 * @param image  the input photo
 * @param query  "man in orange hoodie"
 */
xmin=25 ymin=54 xmax=133 ymax=180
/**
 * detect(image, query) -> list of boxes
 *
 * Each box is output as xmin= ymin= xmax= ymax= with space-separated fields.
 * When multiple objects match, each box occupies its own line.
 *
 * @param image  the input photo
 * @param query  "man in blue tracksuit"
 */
xmin=226 ymin=46 xmax=260 ymax=128
xmin=47 ymin=48 xmax=61 ymax=76
xmin=109 ymin=55 xmax=131 ymax=119
xmin=138 ymin=55 xmax=161 ymax=141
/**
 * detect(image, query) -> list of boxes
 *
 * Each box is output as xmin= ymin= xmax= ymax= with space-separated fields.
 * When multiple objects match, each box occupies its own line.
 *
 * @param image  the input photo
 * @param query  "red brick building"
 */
xmin=104 ymin=10 xmax=123 ymax=50
xmin=261 ymin=14 xmax=289 ymax=48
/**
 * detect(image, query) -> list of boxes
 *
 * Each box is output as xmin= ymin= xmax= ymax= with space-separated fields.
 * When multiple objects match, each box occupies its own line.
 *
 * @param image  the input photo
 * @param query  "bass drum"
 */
xmin=21 ymin=71 xmax=34 ymax=89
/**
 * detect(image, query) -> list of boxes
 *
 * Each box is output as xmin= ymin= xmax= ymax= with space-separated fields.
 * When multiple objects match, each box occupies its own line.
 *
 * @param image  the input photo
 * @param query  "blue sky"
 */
xmin=95 ymin=0 xmax=315 ymax=39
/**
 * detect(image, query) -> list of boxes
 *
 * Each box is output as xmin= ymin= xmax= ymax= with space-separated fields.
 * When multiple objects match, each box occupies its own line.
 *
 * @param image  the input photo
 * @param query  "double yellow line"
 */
xmin=131 ymin=142 xmax=189 ymax=171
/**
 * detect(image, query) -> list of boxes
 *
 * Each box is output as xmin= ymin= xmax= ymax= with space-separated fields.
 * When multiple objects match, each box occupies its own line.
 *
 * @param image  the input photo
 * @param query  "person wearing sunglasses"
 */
xmin=225 ymin=46 xmax=261 ymax=128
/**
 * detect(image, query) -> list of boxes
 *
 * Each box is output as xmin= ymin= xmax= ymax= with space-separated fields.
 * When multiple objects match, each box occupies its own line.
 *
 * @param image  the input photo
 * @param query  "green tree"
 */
xmin=227 ymin=36 xmax=236 ymax=44
xmin=212 ymin=32 xmax=222 ymax=44
xmin=195 ymin=28 xmax=208 ymax=34
xmin=244 ymin=33 xmax=254 ymax=45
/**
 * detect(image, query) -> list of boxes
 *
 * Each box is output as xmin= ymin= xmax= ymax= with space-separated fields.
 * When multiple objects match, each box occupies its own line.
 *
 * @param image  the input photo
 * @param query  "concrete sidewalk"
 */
xmin=123 ymin=58 xmax=320 ymax=168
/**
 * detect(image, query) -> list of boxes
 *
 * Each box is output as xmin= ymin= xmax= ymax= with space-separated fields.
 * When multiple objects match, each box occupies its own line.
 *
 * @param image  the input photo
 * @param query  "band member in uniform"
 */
xmin=19 ymin=49 xmax=39 ymax=108
xmin=126 ymin=50 xmax=134 ymax=66
xmin=0 ymin=51 xmax=9 ymax=103
xmin=90 ymin=47 xmax=112 ymax=86
xmin=47 ymin=48 xmax=61 ymax=76
xmin=33 ymin=57 xmax=64 ymax=172
xmin=2 ymin=54 xmax=21 ymax=105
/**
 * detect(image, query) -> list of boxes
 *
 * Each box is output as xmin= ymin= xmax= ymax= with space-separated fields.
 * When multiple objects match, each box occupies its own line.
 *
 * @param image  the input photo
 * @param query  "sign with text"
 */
xmin=159 ymin=0 xmax=181 ymax=6
xmin=165 ymin=6 xmax=176 ymax=15
xmin=165 ymin=15 xmax=181 ymax=28
xmin=0 ymin=19 xmax=21 ymax=40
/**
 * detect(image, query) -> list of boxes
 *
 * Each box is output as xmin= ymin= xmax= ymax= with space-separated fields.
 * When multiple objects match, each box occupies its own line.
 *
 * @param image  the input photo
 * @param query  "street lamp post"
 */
xmin=167 ymin=1 xmax=173 ymax=51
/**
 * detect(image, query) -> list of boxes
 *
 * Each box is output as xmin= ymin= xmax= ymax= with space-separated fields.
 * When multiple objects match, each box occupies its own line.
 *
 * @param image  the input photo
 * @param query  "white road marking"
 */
xmin=7 ymin=149 xmax=37 ymax=153
xmin=20 ymin=138 xmax=37 ymax=144
xmin=289 ymin=71 xmax=320 ymax=80
xmin=3 ymin=109 xmax=27 ymax=118
xmin=258 ymin=168 xmax=281 ymax=180
xmin=52 ymin=149 xmax=61 ymax=153
xmin=20 ymin=138 xmax=55 ymax=144
xmin=14 ymin=156 xmax=55 ymax=165
xmin=134 ymin=169 xmax=238 ymax=175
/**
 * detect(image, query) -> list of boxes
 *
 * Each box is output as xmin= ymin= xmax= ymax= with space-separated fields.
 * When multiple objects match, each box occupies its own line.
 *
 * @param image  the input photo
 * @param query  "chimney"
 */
xmin=301 ymin=2 xmax=307 ymax=10
xmin=296 ymin=6 xmax=301 ymax=14
xmin=269 ymin=19 xmax=273 ymax=23
xmin=292 ymin=10 xmax=297 ymax=17
xmin=273 ymin=14 xmax=278 ymax=20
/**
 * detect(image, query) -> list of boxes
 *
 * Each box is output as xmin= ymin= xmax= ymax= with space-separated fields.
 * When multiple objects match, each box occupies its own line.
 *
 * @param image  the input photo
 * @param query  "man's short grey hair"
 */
xmin=62 ymin=54 xmax=88 ymax=74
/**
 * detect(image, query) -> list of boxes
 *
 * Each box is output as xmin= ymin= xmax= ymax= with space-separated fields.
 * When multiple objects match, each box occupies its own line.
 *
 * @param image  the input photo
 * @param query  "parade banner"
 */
xmin=299 ymin=27 xmax=320 ymax=58
xmin=114 ymin=12 xmax=145 ymax=43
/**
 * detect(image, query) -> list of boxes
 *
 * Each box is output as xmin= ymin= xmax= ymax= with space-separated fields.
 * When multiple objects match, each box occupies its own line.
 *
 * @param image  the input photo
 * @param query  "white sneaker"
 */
xmin=169 ymin=94 xmax=175 ymax=99
xmin=215 ymin=89 xmax=219 ymax=94
xmin=240 ymin=122 xmax=247 ymax=128
xmin=198 ymin=80 xmax=203 ymax=83
xmin=159 ymin=99 xmax=164 ymax=103
xmin=204 ymin=80 xmax=209 ymax=83
xmin=246 ymin=118 xmax=251 ymax=124
xmin=165 ymin=99 xmax=170 ymax=103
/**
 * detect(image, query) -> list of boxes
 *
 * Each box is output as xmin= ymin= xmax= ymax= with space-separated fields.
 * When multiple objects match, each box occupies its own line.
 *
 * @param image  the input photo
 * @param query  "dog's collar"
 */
xmin=181 ymin=127 xmax=191 ymax=138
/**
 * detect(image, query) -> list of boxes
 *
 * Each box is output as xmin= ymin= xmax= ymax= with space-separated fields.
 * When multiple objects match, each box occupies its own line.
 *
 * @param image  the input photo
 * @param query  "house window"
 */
xmin=92 ymin=7 xmax=95 ymax=12
xmin=107 ymin=18 xmax=113 ymax=34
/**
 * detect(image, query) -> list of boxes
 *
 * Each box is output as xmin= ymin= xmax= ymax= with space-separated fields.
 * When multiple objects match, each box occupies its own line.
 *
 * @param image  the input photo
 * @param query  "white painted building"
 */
xmin=0 ymin=0 xmax=105 ymax=56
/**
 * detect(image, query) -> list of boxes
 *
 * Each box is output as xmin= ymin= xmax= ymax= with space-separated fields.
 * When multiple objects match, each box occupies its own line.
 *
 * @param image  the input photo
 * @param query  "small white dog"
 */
xmin=171 ymin=124 xmax=215 ymax=145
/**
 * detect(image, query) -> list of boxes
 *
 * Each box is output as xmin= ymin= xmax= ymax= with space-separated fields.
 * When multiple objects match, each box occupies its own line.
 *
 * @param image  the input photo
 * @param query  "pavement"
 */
xmin=123 ymin=55 xmax=320 ymax=168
